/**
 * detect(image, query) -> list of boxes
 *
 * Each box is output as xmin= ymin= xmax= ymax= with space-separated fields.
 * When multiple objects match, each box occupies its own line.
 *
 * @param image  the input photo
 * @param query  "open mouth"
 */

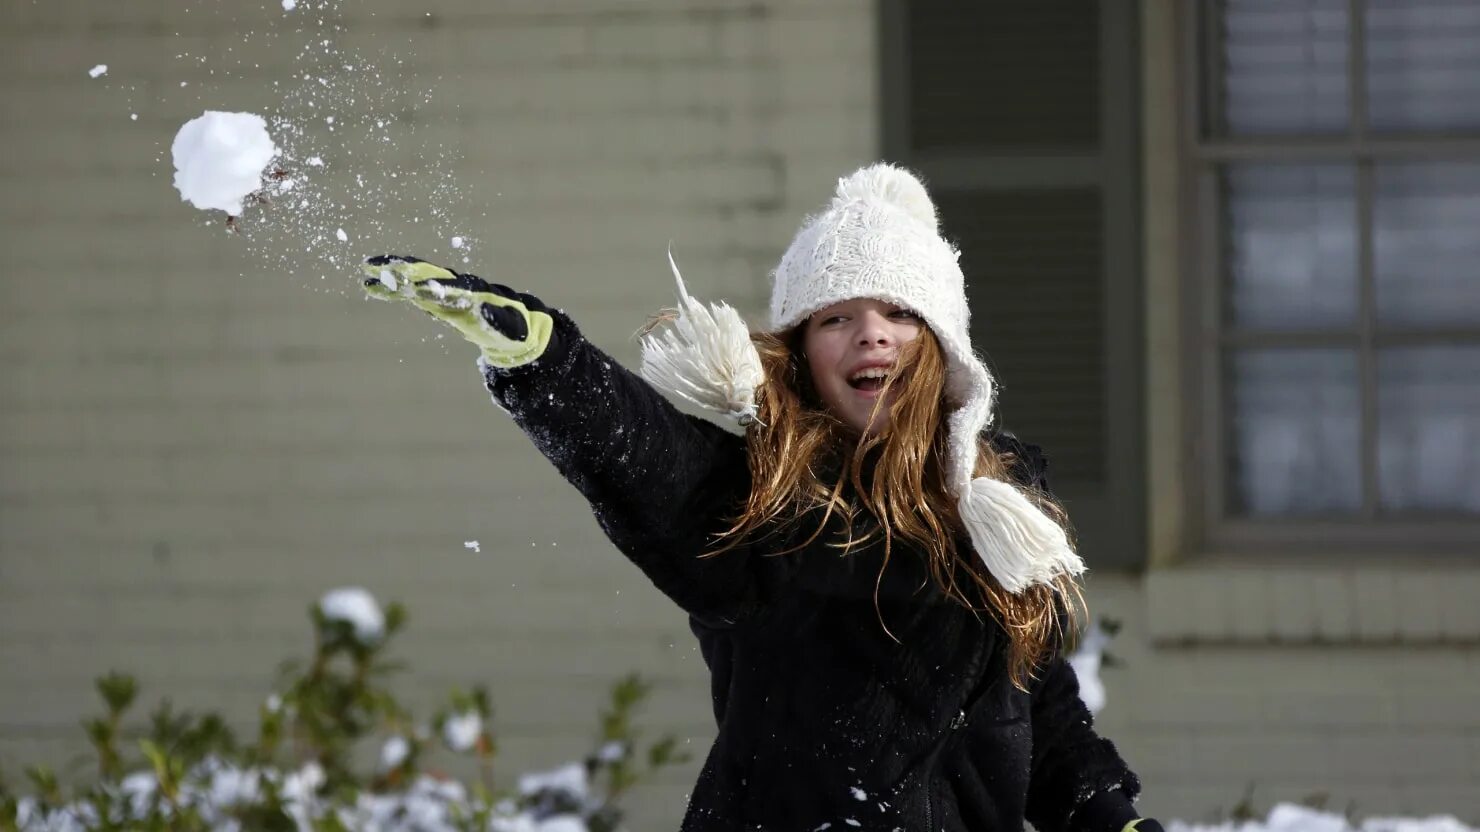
xmin=847 ymin=368 xmax=891 ymax=392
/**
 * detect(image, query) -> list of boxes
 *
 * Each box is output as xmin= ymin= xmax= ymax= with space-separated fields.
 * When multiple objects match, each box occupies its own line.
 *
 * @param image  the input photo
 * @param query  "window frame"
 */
xmin=1179 ymin=0 xmax=1480 ymax=557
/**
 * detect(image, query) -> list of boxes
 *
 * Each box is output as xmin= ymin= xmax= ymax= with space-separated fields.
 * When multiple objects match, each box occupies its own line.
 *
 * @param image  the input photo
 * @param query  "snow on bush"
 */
xmin=318 ymin=585 xmax=386 ymax=643
xmin=0 ymin=588 xmax=689 ymax=832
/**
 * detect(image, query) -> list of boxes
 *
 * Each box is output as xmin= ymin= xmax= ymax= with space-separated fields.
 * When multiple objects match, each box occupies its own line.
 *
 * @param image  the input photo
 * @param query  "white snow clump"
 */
xmin=1067 ymin=619 xmax=1113 ymax=714
xmin=88 ymin=64 xmax=108 ymax=78
xmin=380 ymin=736 xmax=411 ymax=771
xmin=1168 ymin=804 xmax=1476 ymax=832
xmin=442 ymin=710 xmax=483 ymax=752
xmin=317 ymin=586 xmax=386 ymax=643
xmin=518 ymin=763 xmax=588 ymax=801
xmin=171 ymin=111 xmax=278 ymax=216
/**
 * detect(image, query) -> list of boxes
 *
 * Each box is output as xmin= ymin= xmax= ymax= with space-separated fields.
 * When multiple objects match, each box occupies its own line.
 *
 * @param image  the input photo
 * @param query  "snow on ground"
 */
xmin=1169 ymin=804 xmax=1475 ymax=832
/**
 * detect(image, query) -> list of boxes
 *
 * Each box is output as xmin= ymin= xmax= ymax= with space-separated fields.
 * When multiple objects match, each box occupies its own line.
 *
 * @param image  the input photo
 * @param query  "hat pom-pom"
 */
xmin=832 ymin=163 xmax=938 ymax=229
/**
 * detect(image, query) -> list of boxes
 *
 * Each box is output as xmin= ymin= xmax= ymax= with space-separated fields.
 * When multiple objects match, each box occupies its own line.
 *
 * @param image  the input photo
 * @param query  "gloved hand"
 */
xmin=1123 ymin=819 xmax=1165 ymax=832
xmin=361 ymin=255 xmax=556 ymax=369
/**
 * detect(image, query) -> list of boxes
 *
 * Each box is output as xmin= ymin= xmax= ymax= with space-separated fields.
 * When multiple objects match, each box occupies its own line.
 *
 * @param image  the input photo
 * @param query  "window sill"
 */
xmin=1145 ymin=560 xmax=1480 ymax=645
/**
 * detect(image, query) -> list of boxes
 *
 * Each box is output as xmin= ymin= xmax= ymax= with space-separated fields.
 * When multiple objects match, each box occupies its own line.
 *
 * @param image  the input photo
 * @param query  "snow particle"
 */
xmin=130 ymin=113 xmax=138 ymax=121
xmin=335 ymin=228 xmax=348 ymax=242
xmin=450 ymin=236 xmax=464 ymax=249
xmin=850 ymin=787 xmax=867 ymax=801
xmin=88 ymin=64 xmax=108 ymax=78
xmin=463 ymin=540 xmax=480 ymax=553
xmin=282 ymin=0 xmax=297 ymax=9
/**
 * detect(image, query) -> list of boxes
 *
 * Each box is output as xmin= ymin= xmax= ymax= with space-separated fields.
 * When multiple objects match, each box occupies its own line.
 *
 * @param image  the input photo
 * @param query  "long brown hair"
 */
xmin=705 ymin=323 xmax=1084 ymax=689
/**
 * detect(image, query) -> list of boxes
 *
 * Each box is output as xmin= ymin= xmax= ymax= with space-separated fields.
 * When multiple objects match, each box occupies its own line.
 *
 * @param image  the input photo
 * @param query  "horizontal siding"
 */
xmin=0 ymin=2 xmax=872 ymax=830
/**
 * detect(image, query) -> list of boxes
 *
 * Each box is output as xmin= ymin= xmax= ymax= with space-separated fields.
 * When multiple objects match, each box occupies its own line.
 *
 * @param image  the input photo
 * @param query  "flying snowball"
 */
xmin=171 ymin=110 xmax=278 ymax=216
xmin=282 ymin=0 xmax=297 ymax=10
xmin=88 ymin=64 xmax=108 ymax=78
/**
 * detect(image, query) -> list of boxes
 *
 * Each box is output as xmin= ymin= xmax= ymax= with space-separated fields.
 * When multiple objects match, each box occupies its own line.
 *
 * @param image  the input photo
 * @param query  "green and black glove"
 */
xmin=361 ymin=255 xmax=557 ymax=369
xmin=1123 ymin=819 xmax=1165 ymax=832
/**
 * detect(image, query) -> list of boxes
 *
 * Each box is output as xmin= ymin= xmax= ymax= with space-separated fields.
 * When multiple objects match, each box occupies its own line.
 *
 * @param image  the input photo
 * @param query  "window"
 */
xmin=881 ymin=2 xmax=1144 ymax=568
xmin=1188 ymin=0 xmax=1480 ymax=552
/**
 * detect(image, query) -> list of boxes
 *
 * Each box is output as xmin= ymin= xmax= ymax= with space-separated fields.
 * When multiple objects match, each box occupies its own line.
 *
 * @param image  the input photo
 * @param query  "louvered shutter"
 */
xmin=881 ymin=1 xmax=1143 ymax=567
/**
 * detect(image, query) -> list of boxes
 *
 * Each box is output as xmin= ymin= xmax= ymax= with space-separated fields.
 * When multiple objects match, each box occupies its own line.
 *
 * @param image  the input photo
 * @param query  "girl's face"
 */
xmin=802 ymin=297 xmax=923 ymax=435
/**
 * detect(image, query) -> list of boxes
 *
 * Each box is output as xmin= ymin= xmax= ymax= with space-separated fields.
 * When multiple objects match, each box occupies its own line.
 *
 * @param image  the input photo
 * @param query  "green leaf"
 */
xmin=384 ymin=602 xmax=407 ymax=635
xmin=95 ymin=671 xmax=138 ymax=715
xmin=646 ymin=735 xmax=682 ymax=768
xmin=23 ymin=766 xmax=60 ymax=803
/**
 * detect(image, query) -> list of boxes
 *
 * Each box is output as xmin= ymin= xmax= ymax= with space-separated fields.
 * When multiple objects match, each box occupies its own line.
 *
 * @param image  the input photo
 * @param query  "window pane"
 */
xmin=1366 ymin=0 xmax=1480 ymax=132
xmin=1373 ymin=162 xmax=1480 ymax=327
xmin=1227 ymin=349 xmax=1362 ymax=517
xmin=1378 ymin=347 xmax=1480 ymax=513
xmin=1224 ymin=164 xmax=1357 ymax=329
xmin=1220 ymin=0 xmax=1349 ymax=135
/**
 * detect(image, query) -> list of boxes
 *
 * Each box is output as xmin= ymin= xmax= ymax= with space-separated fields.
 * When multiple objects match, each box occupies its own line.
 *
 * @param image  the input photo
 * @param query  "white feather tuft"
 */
xmin=958 ymin=477 xmax=1086 ymax=594
xmin=640 ymin=250 xmax=765 ymax=426
xmin=831 ymin=163 xmax=938 ymax=229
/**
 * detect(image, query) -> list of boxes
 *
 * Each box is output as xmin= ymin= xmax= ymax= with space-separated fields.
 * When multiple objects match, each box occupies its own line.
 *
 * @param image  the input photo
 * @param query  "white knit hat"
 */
xmin=640 ymin=163 xmax=1085 ymax=594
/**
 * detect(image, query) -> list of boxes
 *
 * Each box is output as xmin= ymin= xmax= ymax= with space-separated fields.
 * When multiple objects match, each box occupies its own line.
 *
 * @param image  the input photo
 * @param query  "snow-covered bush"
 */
xmin=0 ymin=589 xmax=688 ymax=832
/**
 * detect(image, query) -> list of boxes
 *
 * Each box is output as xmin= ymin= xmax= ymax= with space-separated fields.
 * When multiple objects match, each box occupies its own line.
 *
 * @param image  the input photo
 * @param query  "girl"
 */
xmin=363 ymin=164 xmax=1159 ymax=832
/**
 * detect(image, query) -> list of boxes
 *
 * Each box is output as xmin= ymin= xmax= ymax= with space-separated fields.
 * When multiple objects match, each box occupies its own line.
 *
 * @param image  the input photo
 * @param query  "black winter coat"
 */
xmin=483 ymin=314 xmax=1142 ymax=832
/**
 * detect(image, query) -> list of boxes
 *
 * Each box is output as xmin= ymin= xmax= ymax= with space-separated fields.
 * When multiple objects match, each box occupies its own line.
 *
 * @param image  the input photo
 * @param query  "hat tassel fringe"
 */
xmin=958 ymin=477 xmax=1087 ymax=595
xmin=639 ymin=249 xmax=765 ymax=427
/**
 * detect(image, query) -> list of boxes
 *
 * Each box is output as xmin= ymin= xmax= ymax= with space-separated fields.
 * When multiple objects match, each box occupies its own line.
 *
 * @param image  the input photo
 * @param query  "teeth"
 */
xmin=850 ymin=367 xmax=890 ymax=381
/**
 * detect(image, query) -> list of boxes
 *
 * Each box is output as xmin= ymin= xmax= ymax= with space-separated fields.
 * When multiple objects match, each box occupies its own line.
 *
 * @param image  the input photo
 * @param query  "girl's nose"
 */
xmin=856 ymin=311 xmax=894 ymax=346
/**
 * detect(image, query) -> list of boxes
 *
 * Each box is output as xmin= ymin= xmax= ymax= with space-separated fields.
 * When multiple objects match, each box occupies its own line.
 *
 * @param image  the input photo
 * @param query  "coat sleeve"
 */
xmin=991 ymin=431 xmax=1144 ymax=832
xmin=481 ymin=309 xmax=764 ymax=624
xmin=1024 ymin=656 xmax=1141 ymax=832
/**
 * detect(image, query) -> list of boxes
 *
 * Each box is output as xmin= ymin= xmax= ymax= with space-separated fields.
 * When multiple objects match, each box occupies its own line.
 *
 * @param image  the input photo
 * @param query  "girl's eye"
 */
xmin=890 ymin=309 xmax=921 ymax=321
xmin=821 ymin=315 xmax=847 ymax=326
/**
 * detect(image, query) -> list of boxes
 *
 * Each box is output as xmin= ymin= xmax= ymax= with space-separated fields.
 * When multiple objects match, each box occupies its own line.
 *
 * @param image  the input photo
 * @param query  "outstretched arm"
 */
xmin=363 ymin=256 xmax=761 ymax=623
